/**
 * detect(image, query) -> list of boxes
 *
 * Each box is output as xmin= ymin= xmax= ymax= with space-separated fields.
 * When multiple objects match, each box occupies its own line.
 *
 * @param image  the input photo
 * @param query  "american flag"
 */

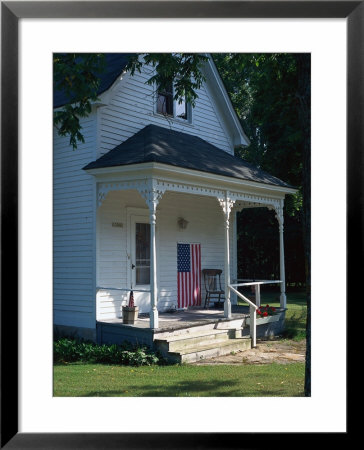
xmin=177 ymin=243 xmax=201 ymax=308
xmin=128 ymin=289 xmax=135 ymax=307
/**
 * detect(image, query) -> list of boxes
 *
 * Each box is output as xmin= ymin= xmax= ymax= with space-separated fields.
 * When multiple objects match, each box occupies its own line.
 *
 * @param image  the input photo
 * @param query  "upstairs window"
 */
xmin=175 ymin=97 xmax=187 ymax=120
xmin=156 ymin=81 xmax=190 ymax=122
xmin=157 ymin=82 xmax=173 ymax=116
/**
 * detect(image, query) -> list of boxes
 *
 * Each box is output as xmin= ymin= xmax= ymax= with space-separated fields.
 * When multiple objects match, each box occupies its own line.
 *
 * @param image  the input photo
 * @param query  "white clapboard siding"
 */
xmin=97 ymin=189 xmax=236 ymax=319
xmin=97 ymin=66 xmax=234 ymax=158
xmin=53 ymin=110 xmax=97 ymax=330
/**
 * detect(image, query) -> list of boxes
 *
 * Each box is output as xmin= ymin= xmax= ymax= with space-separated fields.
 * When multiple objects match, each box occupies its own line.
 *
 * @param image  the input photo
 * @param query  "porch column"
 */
xmin=219 ymin=193 xmax=235 ymax=319
xmin=275 ymin=201 xmax=287 ymax=309
xmin=139 ymin=181 xmax=165 ymax=329
xmin=149 ymin=201 xmax=158 ymax=328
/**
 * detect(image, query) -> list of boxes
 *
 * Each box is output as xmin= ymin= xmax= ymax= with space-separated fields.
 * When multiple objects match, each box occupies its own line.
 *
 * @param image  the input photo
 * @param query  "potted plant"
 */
xmin=122 ymin=286 xmax=139 ymax=324
xmin=246 ymin=304 xmax=281 ymax=325
xmin=257 ymin=304 xmax=277 ymax=318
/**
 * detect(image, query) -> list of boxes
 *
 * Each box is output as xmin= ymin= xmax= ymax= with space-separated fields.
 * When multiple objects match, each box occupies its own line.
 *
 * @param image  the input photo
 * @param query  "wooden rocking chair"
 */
xmin=202 ymin=269 xmax=225 ymax=309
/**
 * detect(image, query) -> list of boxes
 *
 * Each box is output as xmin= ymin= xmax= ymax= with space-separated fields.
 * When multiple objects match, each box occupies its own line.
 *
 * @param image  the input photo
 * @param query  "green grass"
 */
xmin=54 ymin=362 xmax=305 ymax=397
xmin=238 ymin=289 xmax=307 ymax=341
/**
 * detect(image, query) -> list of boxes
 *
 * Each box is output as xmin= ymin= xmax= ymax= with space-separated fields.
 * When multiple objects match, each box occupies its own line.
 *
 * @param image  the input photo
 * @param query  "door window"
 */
xmin=135 ymin=222 xmax=150 ymax=285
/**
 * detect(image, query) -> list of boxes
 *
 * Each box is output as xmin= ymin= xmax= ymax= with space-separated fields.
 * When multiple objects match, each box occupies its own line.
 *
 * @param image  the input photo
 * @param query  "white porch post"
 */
xmin=276 ymin=201 xmax=287 ymax=309
xmin=231 ymin=209 xmax=238 ymax=305
xmin=219 ymin=193 xmax=235 ymax=319
xmin=139 ymin=181 xmax=165 ymax=329
xmin=149 ymin=201 xmax=158 ymax=328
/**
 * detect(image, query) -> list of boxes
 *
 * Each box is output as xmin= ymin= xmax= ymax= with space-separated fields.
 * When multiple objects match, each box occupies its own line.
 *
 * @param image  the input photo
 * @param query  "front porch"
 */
xmin=83 ymin=124 xmax=296 ymax=357
xmin=96 ymin=305 xmax=286 ymax=363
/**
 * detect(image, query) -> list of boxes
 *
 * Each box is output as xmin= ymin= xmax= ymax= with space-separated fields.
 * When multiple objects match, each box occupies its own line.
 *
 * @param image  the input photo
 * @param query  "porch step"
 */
xmin=154 ymin=317 xmax=246 ymax=339
xmin=168 ymin=337 xmax=252 ymax=363
xmin=155 ymin=328 xmax=237 ymax=353
xmin=154 ymin=329 xmax=251 ymax=363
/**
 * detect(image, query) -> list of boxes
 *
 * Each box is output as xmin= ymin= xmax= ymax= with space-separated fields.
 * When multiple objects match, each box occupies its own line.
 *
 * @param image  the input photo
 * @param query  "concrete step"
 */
xmin=165 ymin=337 xmax=252 ymax=364
xmin=155 ymin=328 xmax=240 ymax=353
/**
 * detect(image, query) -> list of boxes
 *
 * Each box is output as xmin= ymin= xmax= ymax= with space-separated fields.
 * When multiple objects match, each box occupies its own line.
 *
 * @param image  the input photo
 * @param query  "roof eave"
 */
xmin=204 ymin=54 xmax=251 ymax=147
xmin=84 ymin=161 xmax=297 ymax=196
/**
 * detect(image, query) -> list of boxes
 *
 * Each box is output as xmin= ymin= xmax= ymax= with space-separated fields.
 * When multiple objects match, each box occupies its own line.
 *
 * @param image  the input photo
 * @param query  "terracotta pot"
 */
xmin=122 ymin=306 xmax=139 ymax=324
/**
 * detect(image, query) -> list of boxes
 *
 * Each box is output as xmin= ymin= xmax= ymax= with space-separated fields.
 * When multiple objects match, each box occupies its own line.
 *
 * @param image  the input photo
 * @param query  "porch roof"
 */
xmin=83 ymin=124 xmax=292 ymax=189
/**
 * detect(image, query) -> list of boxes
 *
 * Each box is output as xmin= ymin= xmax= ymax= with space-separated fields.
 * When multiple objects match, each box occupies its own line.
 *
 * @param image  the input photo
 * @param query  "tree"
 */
xmin=125 ymin=53 xmax=208 ymax=106
xmin=53 ymin=53 xmax=106 ymax=150
xmin=213 ymin=53 xmax=310 ymax=395
xmin=53 ymin=53 xmax=208 ymax=150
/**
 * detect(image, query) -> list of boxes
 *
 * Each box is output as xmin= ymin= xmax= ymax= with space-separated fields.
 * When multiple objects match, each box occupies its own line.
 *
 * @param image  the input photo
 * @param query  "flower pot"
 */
xmin=122 ymin=306 xmax=139 ymax=324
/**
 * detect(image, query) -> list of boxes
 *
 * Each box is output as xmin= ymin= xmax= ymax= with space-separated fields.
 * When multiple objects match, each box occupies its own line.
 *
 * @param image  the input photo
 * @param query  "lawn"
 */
xmin=54 ymin=290 xmax=307 ymax=397
xmin=54 ymin=362 xmax=304 ymax=397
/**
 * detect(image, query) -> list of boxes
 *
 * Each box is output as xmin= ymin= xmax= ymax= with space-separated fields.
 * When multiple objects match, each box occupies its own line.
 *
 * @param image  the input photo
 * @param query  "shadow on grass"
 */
xmin=80 ymin=378 xmax=301 ymax=397
xmin=282 ymin=307 xmax=307 ymax=340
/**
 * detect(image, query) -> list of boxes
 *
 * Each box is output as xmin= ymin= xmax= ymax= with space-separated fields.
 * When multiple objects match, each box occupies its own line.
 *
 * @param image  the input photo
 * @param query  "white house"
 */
xmin=54 ymin=54 xmax=296 ymax=357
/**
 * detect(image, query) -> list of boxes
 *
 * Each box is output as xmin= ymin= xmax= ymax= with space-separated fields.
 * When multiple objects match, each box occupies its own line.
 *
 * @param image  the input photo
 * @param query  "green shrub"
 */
xmin=54 ymin=338 xmax=162 ymax=366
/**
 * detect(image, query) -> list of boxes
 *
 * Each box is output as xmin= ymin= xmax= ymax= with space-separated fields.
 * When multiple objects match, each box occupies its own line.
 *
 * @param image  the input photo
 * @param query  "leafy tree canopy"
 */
xmin=53 ymin=53 xmax=208 ymax=150
xmin=212 ymin=53 xmax=308 ymax=217
xmin=53 ymin=53 xmax=106 ymax=150
xmin=125 ymin=53 xmax=208 ymax=105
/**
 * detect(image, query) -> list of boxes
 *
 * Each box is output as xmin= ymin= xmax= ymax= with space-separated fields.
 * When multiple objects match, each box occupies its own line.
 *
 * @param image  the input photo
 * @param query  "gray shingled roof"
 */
xmin=83 ymin=124 xmax=292 ymax=188
xmin=54 ymin=53 xmax=132 ymax=108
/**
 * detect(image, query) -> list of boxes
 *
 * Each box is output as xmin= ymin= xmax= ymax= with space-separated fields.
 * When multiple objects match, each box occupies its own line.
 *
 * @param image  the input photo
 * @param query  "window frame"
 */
xmin=155 ymin=81 xmax=192 ymax=124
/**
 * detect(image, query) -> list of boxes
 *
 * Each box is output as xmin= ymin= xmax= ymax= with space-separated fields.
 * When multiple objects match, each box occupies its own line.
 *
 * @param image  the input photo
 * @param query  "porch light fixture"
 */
xmin=177 ymin=217 xmax=189 ymax=230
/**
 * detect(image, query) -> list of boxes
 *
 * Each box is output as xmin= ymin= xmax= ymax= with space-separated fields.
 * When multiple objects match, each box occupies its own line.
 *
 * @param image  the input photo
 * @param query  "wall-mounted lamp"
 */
xmin=177 ymin=217 xmax=189 ymax=230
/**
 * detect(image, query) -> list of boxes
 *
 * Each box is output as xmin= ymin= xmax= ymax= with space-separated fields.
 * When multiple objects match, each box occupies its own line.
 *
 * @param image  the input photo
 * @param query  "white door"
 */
xmin=129 ymin=214 xmax=151 ymax=313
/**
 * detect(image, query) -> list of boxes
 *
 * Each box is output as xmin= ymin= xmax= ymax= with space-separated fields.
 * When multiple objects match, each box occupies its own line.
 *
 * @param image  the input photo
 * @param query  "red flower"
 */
xmin=272 ymin=307 xmax=276 ymax=312
xmin=257 ymin=309 xmax=261 ymax=315
xmin=263 ymin=311 xmax=268 ymax=317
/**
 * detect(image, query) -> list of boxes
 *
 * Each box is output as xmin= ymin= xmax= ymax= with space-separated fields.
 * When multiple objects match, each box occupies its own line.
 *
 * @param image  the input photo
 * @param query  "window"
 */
xmin=157 ymin=82 xmax=173 ymax=116
xmin=156 ymin=81 xmax=189 ymax=121
xmin=175 ymin=98 xmax=187 ymax=120
xmin=135 ymin=222 xmax=150 ymax=285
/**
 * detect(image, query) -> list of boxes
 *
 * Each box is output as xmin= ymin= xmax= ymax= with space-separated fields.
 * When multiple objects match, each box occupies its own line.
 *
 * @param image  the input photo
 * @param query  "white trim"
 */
xmin=204 ymin=55 xmax=250 ymax=147
xmin=202 ymin=65 xmax=235 ymax=153
xmin=96 ymin=70 xmax=127 ymax=107
xmin=153 ymin=79 xmax=193 ymax=125
xmin=86 ymin=162 xmax=297 ymax=196
xmin=232 ymin=210 xmax=238 ymax=305
xmin=92 ymin=178 xmax=97 ymax=327
xmin=126 ymin=207 xmax=150 ymax=290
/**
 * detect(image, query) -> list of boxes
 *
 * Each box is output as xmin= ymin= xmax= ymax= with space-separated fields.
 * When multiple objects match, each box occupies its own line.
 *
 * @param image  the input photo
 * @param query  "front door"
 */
xmin=129 ymin=213 xmax=151 ymax=313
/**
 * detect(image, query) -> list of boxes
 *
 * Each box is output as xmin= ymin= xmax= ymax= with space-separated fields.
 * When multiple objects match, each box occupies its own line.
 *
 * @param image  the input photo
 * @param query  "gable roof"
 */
xmin=83 ymin=124 xmax=292 ymax=189
xmin=53 ymin=53 xmax=132 ymax=108
xmin=53 ymin=54 xmax=249 ymax=146
xmin=204 ymin=56 xmax=250 ymax=147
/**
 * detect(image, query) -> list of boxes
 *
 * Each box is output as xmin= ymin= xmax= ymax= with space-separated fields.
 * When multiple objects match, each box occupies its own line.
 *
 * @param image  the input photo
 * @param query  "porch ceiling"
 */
xmin=83 ymin=124 xmax=293 ymax=189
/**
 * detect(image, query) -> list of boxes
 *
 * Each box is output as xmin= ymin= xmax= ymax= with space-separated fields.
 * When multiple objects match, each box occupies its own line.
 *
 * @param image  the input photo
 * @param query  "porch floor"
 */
xmin=98 ymin=305 xmax=250 ymax=332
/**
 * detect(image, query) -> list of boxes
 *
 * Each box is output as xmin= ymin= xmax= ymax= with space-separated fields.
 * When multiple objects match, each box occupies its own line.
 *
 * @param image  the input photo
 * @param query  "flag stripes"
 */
xmin=177 ymin=243 xmax=201 ymax=308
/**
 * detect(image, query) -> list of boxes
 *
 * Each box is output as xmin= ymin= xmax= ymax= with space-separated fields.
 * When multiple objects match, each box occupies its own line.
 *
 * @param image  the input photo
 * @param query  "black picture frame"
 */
xmin=1 ymin=1 xmax=357 ymax=448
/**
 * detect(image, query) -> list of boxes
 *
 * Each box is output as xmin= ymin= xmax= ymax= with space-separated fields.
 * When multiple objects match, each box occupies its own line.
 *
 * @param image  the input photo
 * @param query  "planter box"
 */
xmin=246 ymin=313 xmax=281 ymax=326
xmin=122 ymin=306 xmax=139 ymax=324
xmin=243 ymin=310 xmax=286 ymax=338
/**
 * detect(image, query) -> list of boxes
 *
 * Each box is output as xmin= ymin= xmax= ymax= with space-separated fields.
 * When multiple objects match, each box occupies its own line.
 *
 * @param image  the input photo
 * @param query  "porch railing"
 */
xmin=228 ymin=280 xmax=282 ymax=347
xmin=96 ymin=287 xmax=150 ymax=293
xmin=96 ymin=287 xmax=151 ymax=310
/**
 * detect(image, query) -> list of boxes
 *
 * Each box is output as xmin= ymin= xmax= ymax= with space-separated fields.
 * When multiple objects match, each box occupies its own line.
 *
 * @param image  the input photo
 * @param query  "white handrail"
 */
xmin=228 ymin=285 xmax=258 ymax=310
xmin=228 ymin=279 xmax=282 ymax=348
xmin=231 ymin=280 xmax=282 ymax=287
